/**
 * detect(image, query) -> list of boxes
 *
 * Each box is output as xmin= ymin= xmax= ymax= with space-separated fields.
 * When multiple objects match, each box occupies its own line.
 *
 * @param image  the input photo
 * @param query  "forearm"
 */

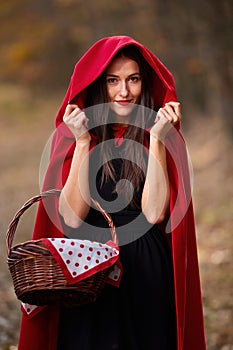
xmin=59 ymin=139 xmax=91 ymax=228
xmin=141 ymin=136 xmax=170 ymax=224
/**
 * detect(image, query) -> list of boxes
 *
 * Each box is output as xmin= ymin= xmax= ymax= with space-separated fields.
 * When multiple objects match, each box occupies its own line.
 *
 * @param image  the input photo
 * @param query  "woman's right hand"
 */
xmin=63 ymin=104 xmax=91 ymax=142
xmin=150 ymin=102 xmax=181 ymax=141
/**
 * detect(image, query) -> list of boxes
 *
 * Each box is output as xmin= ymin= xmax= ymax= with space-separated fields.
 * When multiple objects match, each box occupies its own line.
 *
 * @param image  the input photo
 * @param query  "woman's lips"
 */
xmin=115 ymin=100 xmax=133 ymax=106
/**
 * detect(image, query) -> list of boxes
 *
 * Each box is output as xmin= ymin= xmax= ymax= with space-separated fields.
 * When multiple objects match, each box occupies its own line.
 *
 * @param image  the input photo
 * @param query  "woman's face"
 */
xmin=106 ymin=56 xmax=142 ymax=124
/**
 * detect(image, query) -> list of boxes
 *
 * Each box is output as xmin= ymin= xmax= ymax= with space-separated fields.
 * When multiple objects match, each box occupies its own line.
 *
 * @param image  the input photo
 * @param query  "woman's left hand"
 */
xmin=150 ymin=101 xmax=181 ymax=141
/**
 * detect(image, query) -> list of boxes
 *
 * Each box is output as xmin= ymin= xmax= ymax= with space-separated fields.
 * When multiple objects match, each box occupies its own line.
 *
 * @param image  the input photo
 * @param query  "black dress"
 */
xmin=58 ymin=145 xmax=177 ymax=350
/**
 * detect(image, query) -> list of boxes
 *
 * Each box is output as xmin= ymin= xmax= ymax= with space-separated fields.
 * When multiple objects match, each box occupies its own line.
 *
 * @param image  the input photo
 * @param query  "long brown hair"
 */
xmin=85 ymin=45 xmax=156 ymax=208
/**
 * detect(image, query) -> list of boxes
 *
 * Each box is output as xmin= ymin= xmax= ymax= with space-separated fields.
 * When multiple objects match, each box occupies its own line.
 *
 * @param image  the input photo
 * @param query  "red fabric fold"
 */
xmin=112 ymin=125 xmax=129 ymax=147
xmin=18 ymin=35 xmax=206 ymax=350
xmin=41 ymin=238 xmax=121 ymax=285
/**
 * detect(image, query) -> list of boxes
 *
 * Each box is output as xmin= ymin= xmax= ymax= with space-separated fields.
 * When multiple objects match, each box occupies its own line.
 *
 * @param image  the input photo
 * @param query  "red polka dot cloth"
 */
xmin=21 ymin=238 xmax=122 ymax=317
xmin=21 ymin=303 xmax=46 ymax=318
xmin=41 ymin=238 xmax=121 ymax=286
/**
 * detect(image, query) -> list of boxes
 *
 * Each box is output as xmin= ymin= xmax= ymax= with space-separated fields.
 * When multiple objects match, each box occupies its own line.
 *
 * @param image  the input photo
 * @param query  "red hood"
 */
xmin=55 ymin=35 xmax=178 ymax=137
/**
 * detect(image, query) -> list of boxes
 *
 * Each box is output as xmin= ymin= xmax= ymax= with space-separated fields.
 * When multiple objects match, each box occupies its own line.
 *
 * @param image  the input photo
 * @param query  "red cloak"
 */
xmin=18 ymin=36 xmax=206 ymax=350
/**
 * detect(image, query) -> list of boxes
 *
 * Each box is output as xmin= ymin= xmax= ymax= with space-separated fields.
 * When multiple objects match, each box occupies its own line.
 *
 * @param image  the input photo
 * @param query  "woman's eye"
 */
xmin=129 ymin=76 xmax=141 ymax=83
xmin=107 ymin=78 xmax=118 ymax=84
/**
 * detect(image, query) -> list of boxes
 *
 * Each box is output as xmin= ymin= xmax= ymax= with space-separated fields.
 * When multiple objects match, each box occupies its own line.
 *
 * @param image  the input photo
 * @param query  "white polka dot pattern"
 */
xmin=22 ymin=303 xmax=38 ymax=315
xmin=21 ymin=303 xmax=46 ymax=317
xmin=21 ymin=239 xmax=121 ymax=317
xmin=41 ymin=238 xmax=120 ymax=285
xmin=106 ymin=263 xmax=122 ymax=286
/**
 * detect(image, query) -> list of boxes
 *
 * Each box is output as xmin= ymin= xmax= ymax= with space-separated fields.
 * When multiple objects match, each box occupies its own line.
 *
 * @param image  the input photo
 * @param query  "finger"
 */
xmin=64 ymin=104 xmax=78 ymax=117
xmin=154 ymin=112 xmax=160 ymax=123
xmin=165 ymin=101 xmax=180 ymax=108
xmin=84 ymin=118 xmax=89 ymax=129
xmin=74 ymin=113 xmax=89 ymax=131
xmin=157 ymin=108 xmax=173 ymax=123
xmin=64 ymin=107 xmax=84 ymax=124
xmin=165 ymin=102 xmax=181 ymax=118
xmin=69 ymin=107 xmax=83 ymax=119
xmin=163 ymin=104 xmax=179 ymax=124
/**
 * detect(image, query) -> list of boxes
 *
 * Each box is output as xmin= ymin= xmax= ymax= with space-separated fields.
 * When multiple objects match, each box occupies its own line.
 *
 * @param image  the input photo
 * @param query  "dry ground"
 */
xmin=0 ymin=85 xmax=232 ymax=350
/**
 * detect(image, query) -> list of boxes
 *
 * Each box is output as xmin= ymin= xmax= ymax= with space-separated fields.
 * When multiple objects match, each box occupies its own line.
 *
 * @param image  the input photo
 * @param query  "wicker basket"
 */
xmin=6 ymin=189 xmax=118 ymax=307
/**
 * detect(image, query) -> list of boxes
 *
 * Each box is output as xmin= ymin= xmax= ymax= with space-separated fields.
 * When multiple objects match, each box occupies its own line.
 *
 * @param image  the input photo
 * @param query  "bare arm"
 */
xmin=58 ymin=105 xmax=91 ymax=228
xmin=141 ymin=136 xmax=170 ymax=224
xmin=141 ymin=102 xmax=181 ymax=224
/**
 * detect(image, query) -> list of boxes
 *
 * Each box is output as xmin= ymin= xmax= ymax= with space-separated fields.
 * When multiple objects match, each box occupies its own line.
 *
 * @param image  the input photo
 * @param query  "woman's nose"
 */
xmin=119 ymin=81 xmax=129 ymax=97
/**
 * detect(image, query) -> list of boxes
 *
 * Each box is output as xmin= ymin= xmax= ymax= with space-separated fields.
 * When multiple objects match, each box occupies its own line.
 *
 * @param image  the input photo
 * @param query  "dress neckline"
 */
xmin=111 ymin=125 xmax=129 ymax=147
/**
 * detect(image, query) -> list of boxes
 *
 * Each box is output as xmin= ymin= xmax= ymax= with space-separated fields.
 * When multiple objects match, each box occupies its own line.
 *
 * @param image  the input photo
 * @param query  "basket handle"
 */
xmin=6 ymin=189 xmax=118 ymax=256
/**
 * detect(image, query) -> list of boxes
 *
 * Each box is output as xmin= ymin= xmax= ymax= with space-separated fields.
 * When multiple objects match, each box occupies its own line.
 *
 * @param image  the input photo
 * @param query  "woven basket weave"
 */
xmin=6 ymin=189 xmax=118 ymax=307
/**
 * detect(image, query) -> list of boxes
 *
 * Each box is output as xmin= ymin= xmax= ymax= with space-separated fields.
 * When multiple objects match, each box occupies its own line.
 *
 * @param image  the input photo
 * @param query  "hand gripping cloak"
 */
xmin=18 ymin=36 xmax=206 ymax=350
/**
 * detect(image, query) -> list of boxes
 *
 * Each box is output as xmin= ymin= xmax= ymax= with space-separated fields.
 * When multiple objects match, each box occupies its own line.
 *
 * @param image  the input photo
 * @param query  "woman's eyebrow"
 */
xmin=106 ymin=72 xmax=140 ymax=77
xmin=128 ymin=72 xmax=140 ymax=77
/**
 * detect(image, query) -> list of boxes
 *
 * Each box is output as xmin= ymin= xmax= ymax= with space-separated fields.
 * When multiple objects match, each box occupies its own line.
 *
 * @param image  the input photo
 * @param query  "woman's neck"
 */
xmin=113 ymin=122 xmax=128 ymax=127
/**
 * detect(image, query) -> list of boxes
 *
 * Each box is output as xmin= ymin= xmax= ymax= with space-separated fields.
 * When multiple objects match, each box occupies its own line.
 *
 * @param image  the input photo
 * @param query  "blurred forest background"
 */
xmin=0 ymin=0 xmax=232 ymax=349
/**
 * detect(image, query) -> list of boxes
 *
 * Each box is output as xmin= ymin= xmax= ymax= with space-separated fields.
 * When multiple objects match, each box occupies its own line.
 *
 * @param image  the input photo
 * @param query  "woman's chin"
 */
xmin=110 ymin=103 xmax=136 ymax=120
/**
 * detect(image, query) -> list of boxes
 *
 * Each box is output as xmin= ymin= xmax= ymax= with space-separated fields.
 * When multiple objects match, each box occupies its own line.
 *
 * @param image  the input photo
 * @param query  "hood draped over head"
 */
xmin=18 ymin=36 xmax=206 ymax=350
xmin=55 ymin=35 xmax=178 ymax=137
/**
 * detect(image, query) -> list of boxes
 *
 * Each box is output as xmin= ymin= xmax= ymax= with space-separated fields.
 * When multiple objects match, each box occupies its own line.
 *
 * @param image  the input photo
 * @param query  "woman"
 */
xmin=18 ymin=36 xmax=206 ymax=350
